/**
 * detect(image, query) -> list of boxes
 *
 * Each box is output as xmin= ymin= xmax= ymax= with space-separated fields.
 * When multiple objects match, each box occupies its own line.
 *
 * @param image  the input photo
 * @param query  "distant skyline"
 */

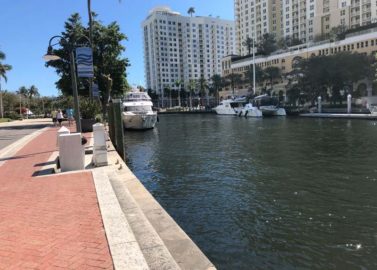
xmin=0 ymin=0 xmax=234 ymax=96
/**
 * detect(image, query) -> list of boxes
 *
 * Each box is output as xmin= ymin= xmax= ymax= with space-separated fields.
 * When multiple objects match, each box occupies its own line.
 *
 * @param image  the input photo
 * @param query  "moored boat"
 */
xmin=252 ymin=94 xmax=286 ymax=116
xmin=122 ymin=90 xmax=158 ymax=130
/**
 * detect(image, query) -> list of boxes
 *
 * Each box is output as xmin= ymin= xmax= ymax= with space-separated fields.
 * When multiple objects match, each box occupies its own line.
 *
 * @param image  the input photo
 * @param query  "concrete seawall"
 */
xmin=93 ymin=137 xmax=216 ymax=270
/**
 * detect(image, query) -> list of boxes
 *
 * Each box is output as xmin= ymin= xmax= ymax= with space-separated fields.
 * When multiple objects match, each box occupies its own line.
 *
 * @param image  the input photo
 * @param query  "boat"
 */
xmin=240 ymin=102 xmax=263 ymax=118
xmin=214 ymin=97 xmax=247 ymax=115
xmin=252 ymin=94 xmax=286 ymax=116
xmin=122 ymin=90 xmax=158 ymax=130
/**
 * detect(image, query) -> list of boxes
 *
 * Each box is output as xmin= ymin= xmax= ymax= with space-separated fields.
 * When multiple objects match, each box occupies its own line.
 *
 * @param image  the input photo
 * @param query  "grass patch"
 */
xmin=0 ymin=118 xmax=12 ymax=123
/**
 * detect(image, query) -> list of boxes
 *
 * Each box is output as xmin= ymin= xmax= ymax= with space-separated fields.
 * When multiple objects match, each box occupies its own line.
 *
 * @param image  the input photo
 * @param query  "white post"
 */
xmin=318 ymin=96 xmax=322 ymax=113
xmin=92 ymin=123 xmax=108 ymax=166
xmin=347 ymin=94 xmax=352 ymax=114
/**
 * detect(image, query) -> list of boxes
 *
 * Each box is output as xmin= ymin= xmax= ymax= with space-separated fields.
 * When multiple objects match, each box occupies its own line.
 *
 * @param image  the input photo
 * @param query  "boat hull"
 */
xmin=260 ymin=106 xmax=286 ymax=116
xmin=122 ymin=113 xmax=158 ymax=130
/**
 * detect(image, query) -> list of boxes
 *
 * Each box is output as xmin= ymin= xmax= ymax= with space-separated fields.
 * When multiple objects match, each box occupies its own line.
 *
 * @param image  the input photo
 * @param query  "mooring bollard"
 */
xmin=58 ymin=133 xmax=85 ymax=172
xmin=57 ymin=126 xmax=70 ymax=147
xmin=347 ymin=94 xmax=352 ymax=114
xmin=318 ymin=96 xmax=322 ymax=113
xmin=93 ymin=123 xmax=108 ymax=167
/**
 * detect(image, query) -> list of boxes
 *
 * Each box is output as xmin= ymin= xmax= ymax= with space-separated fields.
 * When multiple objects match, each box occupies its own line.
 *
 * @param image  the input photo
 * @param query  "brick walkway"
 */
xmin=0 ymin=127 xmax=113 ymax=269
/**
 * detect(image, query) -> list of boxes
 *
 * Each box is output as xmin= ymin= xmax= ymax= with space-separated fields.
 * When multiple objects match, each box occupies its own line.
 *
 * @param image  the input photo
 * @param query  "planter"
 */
xmin=81 ymin=119 xmax=97 ymax=132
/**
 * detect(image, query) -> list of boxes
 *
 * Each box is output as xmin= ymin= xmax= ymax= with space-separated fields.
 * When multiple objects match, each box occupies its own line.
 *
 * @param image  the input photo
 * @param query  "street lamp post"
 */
xmin=44 ymin=35 xmax=91 ymax=133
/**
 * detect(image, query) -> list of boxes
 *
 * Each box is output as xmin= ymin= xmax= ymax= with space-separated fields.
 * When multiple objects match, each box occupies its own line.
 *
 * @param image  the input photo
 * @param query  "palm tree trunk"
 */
xmin=189 ymin=91 xmax=193 ymax=109
xmin=178 ymin=90 xmax=181 ymax=107
xmin=169 ymin=91 xmax=172 ymax=108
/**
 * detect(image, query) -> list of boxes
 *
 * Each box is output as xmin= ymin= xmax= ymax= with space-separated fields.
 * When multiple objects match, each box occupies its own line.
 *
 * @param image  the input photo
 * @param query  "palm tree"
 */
xmin=244 ymin=66 xmax=264 ymax=94
xmin=187 ymin=79 xmax=196 ymax=109
xmin=224 ymin=73 xmax=243 ymax=96
xmin=210 ymin=74 xmax=223 ymax=105
xmin=264 ymin=67 xmax=281 ymax=92
xmin=242 ymin=36 xmax=253 ymax=55
xmin=197 ymin=76 xmax=209 ymax=107
xmin=164 ymin=85 xmax=172 ymax=108
xmin=0 ymin=51 xmax=12 ymax=118
xmin=187 ymin=7 xmax=195 ymax=17
xmin=175 ymin=79 xmax=183 ymax=107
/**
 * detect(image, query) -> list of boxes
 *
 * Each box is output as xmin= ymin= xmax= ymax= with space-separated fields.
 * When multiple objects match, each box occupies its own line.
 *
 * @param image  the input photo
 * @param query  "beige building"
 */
xmin=235 ymin=0 xmax=377 ymax=56
xmin=222 ymin=30 xmax=377 ymax=97
xmin=235 ymin=0 xmax=282 ymax=55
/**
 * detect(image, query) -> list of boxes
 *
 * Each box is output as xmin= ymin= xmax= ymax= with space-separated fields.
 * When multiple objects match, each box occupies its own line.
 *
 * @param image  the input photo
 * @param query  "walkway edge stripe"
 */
xmin=92 ymin=168 xmax=150 ymax=270
xmin=0 ymin=127 xmax=49 ymax=167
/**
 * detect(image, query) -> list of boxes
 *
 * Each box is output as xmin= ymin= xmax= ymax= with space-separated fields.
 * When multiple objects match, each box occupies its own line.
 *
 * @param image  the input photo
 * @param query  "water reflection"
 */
xmin=124 ymin=115 xmax=377 ymax=270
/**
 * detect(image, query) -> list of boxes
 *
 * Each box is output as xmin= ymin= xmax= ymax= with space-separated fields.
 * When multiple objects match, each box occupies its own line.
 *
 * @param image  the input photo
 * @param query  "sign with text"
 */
xmin=76 ymin=47 xmax=93 ymax=78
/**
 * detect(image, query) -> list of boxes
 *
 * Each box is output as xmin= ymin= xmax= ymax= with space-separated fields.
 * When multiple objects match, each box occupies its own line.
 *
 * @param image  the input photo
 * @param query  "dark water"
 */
xmin=124 ymin=114 xmax=377 ymax=270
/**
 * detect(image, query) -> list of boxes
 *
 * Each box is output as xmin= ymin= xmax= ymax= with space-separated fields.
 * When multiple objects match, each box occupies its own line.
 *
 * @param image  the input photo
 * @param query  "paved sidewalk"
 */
xmin=0 ymin=126 xmax=113 ymax=269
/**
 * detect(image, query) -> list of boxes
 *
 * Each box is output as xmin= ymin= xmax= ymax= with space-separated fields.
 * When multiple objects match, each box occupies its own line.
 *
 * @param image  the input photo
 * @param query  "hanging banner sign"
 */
xmin=76 ymin=47 xmax=94 ymax=78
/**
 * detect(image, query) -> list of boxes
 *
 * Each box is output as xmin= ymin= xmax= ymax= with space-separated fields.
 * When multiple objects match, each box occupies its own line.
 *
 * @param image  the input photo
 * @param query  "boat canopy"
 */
xmin=124 ymin=92 xmax=151 ymax=101
xmin=253 ymin=95 xmax=279 ymax=107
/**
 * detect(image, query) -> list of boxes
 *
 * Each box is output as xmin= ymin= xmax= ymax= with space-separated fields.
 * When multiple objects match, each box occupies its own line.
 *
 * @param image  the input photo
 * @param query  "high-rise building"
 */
xmin=235 ymin=0 xmax=377 ymax=56
xmin=234 ymin=0 xmax=282 ymax=55
xmin=142 ymin=6 xmax=235 ymax=94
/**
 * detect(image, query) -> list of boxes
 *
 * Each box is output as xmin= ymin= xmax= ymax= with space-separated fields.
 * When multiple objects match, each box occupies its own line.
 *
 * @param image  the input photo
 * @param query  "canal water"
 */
xmin=124 ymin=114 xmax=377 ymax=270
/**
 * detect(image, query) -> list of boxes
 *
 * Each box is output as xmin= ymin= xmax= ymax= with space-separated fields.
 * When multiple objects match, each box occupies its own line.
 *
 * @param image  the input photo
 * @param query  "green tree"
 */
xmin=257 ymin=33 xmax=278 ymax=56
xmin=298 ymin=52 xmax=374 ymax=105
xmin=244 ymin=65 xmax=265 ymax=93
xmin=175 ymin=79 xmax=183 ymax=107
xmin=187 ymin=7 xmax=195 ymax=17
xmin=210 ymin=74 xmax=223 ymax=105
xmin=242 ymin=37 xmax=253 ymax=55
xmin=46 ymin=13 xmax=130 ymax=99
xmin=224 ymin=73 xmax=243 ymax=96
xmin=197 ymin=76 xmax=209 ymax=106
xmin=164 ymin=85 xmax=172 ymax=108
xmin=0 ymin=50 xmax=12 ymax=118
xmin=187 ymin=79 xmax=196 ymax=109
xmin=264 ymin=67 xmax=281 ymax=92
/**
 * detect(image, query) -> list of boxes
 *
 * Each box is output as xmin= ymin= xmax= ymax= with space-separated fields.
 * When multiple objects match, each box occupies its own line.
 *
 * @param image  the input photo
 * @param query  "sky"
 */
xmin=0 ymin=0 xmax=234 ymax=96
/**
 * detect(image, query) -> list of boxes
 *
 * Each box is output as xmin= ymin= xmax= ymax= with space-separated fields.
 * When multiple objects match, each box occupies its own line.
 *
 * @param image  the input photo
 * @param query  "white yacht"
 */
xmin=252 ymin=94 xmax=286 ymax=116
xmin=214 ymin=97 xmax=246 ymax=115
xmin=122 ymin=90 xmax=158 ymax=130
xmin=240 ymin=102 xmax=263 ymax=118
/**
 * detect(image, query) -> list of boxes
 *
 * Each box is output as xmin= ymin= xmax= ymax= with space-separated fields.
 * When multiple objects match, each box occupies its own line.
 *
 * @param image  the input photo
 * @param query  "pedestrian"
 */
xmin=66 ymin=108 xmax=74 ymax=126
xmin=57 ymin=109 xmax=63 ymax=127
xmin=51 ymin=109 xmax=58 ymax=127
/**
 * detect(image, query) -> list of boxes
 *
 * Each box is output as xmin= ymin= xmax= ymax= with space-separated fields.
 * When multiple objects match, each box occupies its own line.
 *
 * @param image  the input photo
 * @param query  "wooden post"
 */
xmin=107 ymin=102 xmax=115 ymax=144
xmin=112 ymin=99 xmax=125 ymax=160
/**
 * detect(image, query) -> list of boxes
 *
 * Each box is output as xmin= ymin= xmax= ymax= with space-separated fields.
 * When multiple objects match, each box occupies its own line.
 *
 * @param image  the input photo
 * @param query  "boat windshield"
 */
xmin=230 ymin=102 xmax=246 ymax=108
xmin=124 ymin=105 xmax=152 ymax=112
xmin=125 ymin=93 xmax=151 ymax=101
xmin=253 ymin=96 xmax=279 ymax=107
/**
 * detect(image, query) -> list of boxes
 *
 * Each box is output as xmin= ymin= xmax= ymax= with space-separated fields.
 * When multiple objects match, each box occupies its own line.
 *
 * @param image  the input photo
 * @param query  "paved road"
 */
xmin=0 ymin=119 xmax=52 ymax=151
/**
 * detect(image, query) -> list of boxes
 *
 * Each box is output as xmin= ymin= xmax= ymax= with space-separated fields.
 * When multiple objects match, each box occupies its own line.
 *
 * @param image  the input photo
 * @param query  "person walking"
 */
xmin=51 ymin=109 xmax=58 ymax=127
xmin=57 ymin=109 xmax=63 ymax=127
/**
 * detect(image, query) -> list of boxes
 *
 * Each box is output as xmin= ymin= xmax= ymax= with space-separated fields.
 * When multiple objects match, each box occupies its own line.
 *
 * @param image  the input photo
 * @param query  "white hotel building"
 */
xmin=142 ymin=6 xmax=236 ymax=93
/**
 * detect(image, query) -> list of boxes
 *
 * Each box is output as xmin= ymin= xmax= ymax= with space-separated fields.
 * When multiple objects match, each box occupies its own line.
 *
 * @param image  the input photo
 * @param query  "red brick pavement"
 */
xmin=0 ymin=127 xmax=113 ymax=269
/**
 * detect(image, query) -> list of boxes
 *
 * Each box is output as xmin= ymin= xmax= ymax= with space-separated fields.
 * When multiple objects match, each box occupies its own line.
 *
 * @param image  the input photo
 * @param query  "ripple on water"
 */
xmin=124 ymin=115 xmax=377 ymax=270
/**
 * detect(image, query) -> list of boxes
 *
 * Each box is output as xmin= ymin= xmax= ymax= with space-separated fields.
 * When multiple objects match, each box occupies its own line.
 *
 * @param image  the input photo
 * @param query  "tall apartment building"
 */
xmin=235 ymin=0 xmax=377 ymax=56
xmin=234 ymin=0 xmax=282 ymax=55
xmin=142 ymin=6 xmax=235 ymax=93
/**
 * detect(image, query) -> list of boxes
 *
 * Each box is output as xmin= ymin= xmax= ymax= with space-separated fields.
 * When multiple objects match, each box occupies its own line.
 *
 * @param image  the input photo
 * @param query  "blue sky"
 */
xmin=0 ymin=0 xmax=234 ymax=96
